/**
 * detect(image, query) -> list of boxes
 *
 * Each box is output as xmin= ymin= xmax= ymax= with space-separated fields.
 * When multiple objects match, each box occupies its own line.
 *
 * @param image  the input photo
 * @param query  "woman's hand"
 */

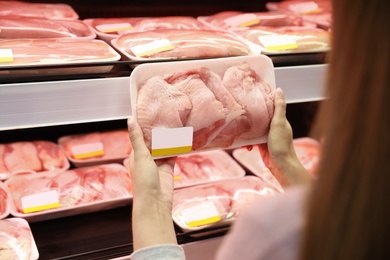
xmin=127 ymin=117 xmax=178 ymax=250
xmin=258 ymin=88 xmax=313 ymax=187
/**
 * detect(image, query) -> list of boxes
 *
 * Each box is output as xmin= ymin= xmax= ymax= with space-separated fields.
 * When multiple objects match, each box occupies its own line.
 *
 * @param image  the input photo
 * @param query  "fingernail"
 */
xmin=277 ymin=88 xmax=284 ymax=98
xmin=127 ymin=117 xmax=135 ymax=130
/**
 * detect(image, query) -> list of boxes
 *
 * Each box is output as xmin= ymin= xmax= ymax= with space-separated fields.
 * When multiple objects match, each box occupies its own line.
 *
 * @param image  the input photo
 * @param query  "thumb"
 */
xmin=273 ymin=88 xmax=287 ymax=119
xmin=127 ymin=117 xmax=150 ymax=158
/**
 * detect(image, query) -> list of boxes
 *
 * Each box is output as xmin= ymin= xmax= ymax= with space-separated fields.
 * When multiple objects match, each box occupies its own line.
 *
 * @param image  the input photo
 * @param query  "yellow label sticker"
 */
xmin=181 ymin=201 xmax=222 ymax=227
xmin=289 ymin=1 xmax=321 ymax=14
xmin=22 ymin=190 xmax=61 ymax=213
xmin=0 ymin=49 xmax=14 ymax=63
xmin=258 ymin=35 xmax=298 ymax=51
xmin=71 ymin=142 xmax=104 ymax=159
xmin=174 ymin=175 xmax=182 ymax=181
xmin=131 ymin=39 xmax=174 ymax=57
xmin=224 ymin=13 xmax=260 ymax=27
xmin=151 ymin=127 xmax=193 ymax=157
xmin=96 ymin=23 xmax=134 ymax=33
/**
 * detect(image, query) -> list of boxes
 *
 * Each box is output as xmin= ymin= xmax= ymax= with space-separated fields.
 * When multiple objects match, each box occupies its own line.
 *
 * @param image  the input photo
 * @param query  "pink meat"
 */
xmin=136 ymin=76 xmax=193 ymax=149
xmin=0 ymin=16 xmax=94 ymax=39
xmin=7 ymin=164 xmax=133 ymax=213
xmin=0 ymin=219 xmax=34 ymax=259
xmin=33 ymin=141 xmax=66 ymax=171
xmin=115 ymin=29 xmax=251 ymax=59
xmin=293 ymin=138 xmax=321 ymax=175
xmin=0 ymin=187 xmax=7 ymax=216
xmin=0 ymin=145 xmax=8 ymax=174
xmin=222 ymin=62 xmax=274 ymax=139
xmin=3 ymin=142 xmax=42 ymax=173
xmin=100 ymin=130 xmax=133 ymax=158
xmin=0 ymin=1 xmax=78 ymax=20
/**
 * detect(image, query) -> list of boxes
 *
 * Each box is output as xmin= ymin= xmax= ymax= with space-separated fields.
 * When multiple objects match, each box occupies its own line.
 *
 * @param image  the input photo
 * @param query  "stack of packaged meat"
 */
xmin=0 ymin=218 xmax=39 ymax=260
xmin=0 ymin=182 xmax=10 ymax=219
xmin=0 ymin=140 xmax=70 ymax=181
xmin=172 ymin=176 xmax=278 ymax=232
xmin=232 ymin=137 xmax=322 ymax=191
xmin=5 ymin=163 xmax=133 ymax=221
xmin=131 ymin=55 xmax=275 ymax=158
xmin=58 ymin=129 xmax=132 ymax=167
xmin=124 ymin=150 xmax=246 ymax=189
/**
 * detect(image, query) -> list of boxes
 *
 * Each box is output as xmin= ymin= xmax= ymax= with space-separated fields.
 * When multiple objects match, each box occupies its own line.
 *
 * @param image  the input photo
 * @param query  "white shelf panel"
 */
xmin=0 ymin=64 xmax=327 ymax=131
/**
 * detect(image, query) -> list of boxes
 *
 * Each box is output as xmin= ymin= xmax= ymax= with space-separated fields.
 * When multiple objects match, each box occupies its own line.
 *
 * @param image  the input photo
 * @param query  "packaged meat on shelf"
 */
xmin=266 ymin=0 xmax=332 ymax=29
xmin=130 ymin=55 xmax=275 ymax=158
xmin=0 ymin=217 xmax=39 ymax=260
xmin=58 ymin=129 xmax=132 ymax=167
xmin=232 ymin=137 xmax=321 ymax=191
xmin=172 ymin=176 xmax=279 ymax=232
xmin=111 ymin=28 xmax=259 ymax=63
xmin=0 ymin=0 xmax=79 ymax=20
xmin=83 ymin=16 xmax=211 ymax=43
xmin=124 ymin=149 xmax=246 ymax=189
xmin=0 ymin=38 xmax=121 ymax=77
xmin=0 ymin=182 xmax=10 ymax=219
xmin=5 ymin=163 xmax=133 ymax=222
xmin=197 ymin=10 xmax=317 ymax=31
xmin=0 ymin=140 xmax=70 ymax=181
xmin=0 ymin=16 xmax=96 ymax=40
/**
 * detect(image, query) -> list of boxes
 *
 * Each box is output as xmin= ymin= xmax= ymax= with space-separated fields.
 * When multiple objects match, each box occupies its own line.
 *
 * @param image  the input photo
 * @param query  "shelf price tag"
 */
xmin=0 ymin=49 xmax=14 ymax=63
xmin=181 ymin=201 xmax=222 ymax=227
xmin=289 ymin=1 xmax=321 ymax=14
xmin=224 ymin=13 xmax=260 ymax=27
xmin=71 ymin=142 xmax=104 ymax=159
xmin=131 ymin=39 xmax=174 ymax=57
xmin=96 ymin=23 xmax=134 ymax=33
xmin=151 ymin=127 xmax=193 ymax=157
xmin=258 ymin=35 xmax=298 ymax=51
xmin=22 ymin=190 xmax=61 ymax=213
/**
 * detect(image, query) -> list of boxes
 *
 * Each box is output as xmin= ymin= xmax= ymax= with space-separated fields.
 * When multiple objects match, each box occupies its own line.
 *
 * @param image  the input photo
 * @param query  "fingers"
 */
xmin=127 ymin=117 xmax=150 ymax=158
xmin=273 ymin=88 xmax=287 ymax=119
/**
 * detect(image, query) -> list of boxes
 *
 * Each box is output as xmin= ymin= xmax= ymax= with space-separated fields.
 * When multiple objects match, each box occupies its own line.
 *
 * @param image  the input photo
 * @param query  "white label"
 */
xmin=130 ymin=39 xmax=174 ymax=57
xmin=0 ymin=49 xmax=13 ymax=62
xmin=258 ymin=35 xmax=298 ymax=51
xmin=151 ymin=127 xmax=193 ymax=157
xmin=181 ymin=201 xmax=221 ymax=227
xmin=71 ymin=142 xmax=104 ymax=159
xmin=21 ymin=190 xmax=60 ymax=213
xmin=224 ymin=13 xmax=260 ymax=27
xmin=96 ymin=23 xmax=133 ymax=33
xmin=289 ymin=1 xmax=319 ymax=14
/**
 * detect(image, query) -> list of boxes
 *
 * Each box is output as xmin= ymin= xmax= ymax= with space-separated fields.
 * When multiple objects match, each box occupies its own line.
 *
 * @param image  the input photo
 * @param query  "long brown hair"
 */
xmin=299 ymin=0 xmax=390 ymax=259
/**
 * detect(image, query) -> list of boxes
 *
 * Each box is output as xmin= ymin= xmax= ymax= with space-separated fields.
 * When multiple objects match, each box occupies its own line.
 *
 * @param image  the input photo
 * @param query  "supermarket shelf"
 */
xmin=0 ymin=64 xmax=327 ymax=131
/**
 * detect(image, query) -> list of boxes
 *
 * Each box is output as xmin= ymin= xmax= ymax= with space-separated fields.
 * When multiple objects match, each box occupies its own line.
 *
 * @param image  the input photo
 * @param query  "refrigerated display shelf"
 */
xmin=0 ymin=64 xmax=327 ymax=131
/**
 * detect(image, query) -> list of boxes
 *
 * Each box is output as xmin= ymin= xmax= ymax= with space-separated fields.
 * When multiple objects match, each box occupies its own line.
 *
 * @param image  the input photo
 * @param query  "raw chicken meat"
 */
xmin=198 ymin=11 xmax=316 ymax=31
xmin=291 ymin=137 xmax=321 ymax=175
xmin=172 ymin=176 xmax=278 ymax=230
xmin=0 ymin=16 xmax=96 ymax=39
xmin=0 ymin=218 xmax=38 ymax=260
xmin=0 ymin=141 xmax=69 ymax=180
xmin=0 ymin=0 xmax=79 ymax=20
xmin=0 ymin=185 xmax=8 ymax=218
xmin=113 ymin=29 xmax=252 ymax=59
xmin=6 ymin=164 xmax=133 ymax=214
xmin=135 ymin=62 xmax=274 ymax=152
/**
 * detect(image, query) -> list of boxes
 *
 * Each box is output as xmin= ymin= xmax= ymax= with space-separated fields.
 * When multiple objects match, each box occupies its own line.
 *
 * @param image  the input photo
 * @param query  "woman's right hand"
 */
xmin=258 ymin=88 xmax=313 ymax=187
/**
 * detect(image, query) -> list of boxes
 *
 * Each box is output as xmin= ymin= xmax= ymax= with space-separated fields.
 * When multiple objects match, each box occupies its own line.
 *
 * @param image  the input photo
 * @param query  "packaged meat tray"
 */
xmin=267 ymin=0 xmax=332 ymax=29
xmin=58 ymin=129 xmax=132 ymax=168
xmin=172 ymin=176 xmax=279 ymax=232
xmin=0 ymin=0 xmax=79 ymax=20
xmin=0 ymin=140 xmax=70 ymax=181
xmin=0 ymin=182 xmax=10 ymax=219
xmin=232 ymin=137 xmax=321 ymax=191
xmin=0 ymin=16 xmax=96 ymax=40
xmin=0 ymin=217 xmax=39 ymax=260
xmin=232 ymin=26 xmax=330 ymax=55
xmin=197 ymin=11 xmax=317 ymax=31
xmin=0 ymin=38 xmax=121 ymax=76
xmin=5 ymin=163 xmax=133 ymax=222
xmin=130 ymin=55 xmax=276 ymax=159
xmin=124 ymin=149 xmax=246 ymax=189
xmin=83 ymin=16 xmax=211 ymax=43
xmin=111 ymin=28 xmax=258 ymax=63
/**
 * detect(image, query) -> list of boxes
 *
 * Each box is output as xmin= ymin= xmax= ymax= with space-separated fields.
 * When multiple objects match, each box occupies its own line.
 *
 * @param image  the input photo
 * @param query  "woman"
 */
xmin=127 ymin=0 xmax=390 ymax=259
